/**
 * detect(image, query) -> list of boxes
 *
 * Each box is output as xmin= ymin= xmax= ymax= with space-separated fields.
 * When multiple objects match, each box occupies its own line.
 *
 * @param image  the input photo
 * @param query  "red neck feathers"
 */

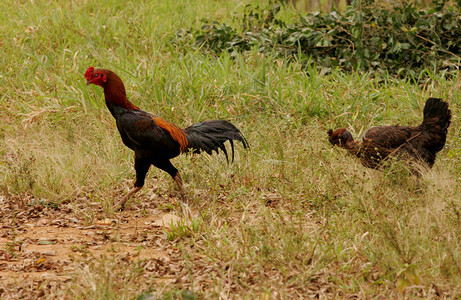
xmin=85 ymin=67 xmax=139 ymax=111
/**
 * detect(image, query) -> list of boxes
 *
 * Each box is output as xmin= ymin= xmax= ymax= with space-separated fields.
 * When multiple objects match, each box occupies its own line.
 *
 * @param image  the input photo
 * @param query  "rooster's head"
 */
xmin=85 ymin=67 xmax=107 ymax=86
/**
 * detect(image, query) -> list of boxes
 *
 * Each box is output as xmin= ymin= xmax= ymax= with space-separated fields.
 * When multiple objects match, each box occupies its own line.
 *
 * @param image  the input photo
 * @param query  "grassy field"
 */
xmin=1 ymin=0 xmax=461 ymax=298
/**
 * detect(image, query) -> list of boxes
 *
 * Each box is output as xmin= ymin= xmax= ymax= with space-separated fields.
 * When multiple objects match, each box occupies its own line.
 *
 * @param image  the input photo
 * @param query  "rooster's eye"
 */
xmin=95 ymin=74 xmax=99 ymax=78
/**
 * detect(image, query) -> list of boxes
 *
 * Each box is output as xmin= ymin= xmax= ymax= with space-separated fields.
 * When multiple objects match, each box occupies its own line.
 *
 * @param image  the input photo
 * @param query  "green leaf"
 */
xmin=38 ymin=240 xmax=56 ymax=245
xmin=135 ymin=292 xmax=156 ymax=300
xmin=181 ymin=289 xmax=198 ymax=300
xmin=396 ymin=277 xmax=411 ymax=292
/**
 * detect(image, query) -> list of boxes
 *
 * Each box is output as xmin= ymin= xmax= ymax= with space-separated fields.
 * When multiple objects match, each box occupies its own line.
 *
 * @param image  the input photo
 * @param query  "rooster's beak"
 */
xmin=86 ymin=81 xmax=91 ymax=86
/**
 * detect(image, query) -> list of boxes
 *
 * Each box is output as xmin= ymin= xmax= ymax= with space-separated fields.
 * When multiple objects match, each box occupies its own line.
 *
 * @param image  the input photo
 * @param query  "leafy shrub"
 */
xmin=173 ymin=1 xmax=461 ymax=81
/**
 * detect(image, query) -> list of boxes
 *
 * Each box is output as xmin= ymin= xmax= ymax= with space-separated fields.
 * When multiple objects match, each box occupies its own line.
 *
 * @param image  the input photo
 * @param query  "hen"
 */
xmin=328 ymin=98 xmax=451 ymax=170
xmin=85 ymin=67 xmax=248 ymax=209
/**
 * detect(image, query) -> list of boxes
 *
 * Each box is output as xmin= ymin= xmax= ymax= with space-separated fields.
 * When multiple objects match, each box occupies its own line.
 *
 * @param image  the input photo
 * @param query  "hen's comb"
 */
xmin=85 ymin=67 xmax=95 ymax=81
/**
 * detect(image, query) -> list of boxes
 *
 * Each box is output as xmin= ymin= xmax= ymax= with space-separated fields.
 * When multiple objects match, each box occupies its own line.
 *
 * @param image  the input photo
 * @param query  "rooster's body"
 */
xmin=328 ymin=98 xmax=451 ymax=170
xmin=85 ymin=67 xmax=248 ymax=209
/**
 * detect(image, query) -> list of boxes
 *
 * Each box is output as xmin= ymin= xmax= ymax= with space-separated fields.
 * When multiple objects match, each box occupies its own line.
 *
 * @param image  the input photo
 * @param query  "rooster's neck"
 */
xmin=103 ymin=88 xmax=139 ymax=110
xmin=103 ymin=75 xmax=140 ymax=116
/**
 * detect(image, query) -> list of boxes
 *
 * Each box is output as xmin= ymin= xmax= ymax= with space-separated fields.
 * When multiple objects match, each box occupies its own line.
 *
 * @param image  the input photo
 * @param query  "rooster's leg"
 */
xmin=173 ymin=172 xmax=183 ymax=189
xmin=116 ymin=186 xmax=141 ymax=211
xmin=172 ymin=172 xmax=186 ymax=205
xmin=115 ymin=157 xmax=150 ymax=211
xmin=153 ymin=159 xmax=184 ymax=205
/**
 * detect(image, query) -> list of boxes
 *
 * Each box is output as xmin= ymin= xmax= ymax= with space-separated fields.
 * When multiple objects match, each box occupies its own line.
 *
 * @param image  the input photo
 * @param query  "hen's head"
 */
xmin=85 ymin=67 xmax=107 ymax=87
xmin=327 ymin=128 xmax=354 ymax=147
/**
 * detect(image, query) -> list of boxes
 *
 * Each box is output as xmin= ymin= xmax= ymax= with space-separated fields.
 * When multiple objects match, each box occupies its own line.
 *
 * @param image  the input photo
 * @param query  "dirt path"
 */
xmin=0 ymin=194 xmax=184 ymax=298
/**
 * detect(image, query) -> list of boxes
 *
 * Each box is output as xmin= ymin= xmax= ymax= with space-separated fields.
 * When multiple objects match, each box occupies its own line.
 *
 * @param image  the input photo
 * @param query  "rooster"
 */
xmin=327 ymin=98 xmax=451 ymax=170
xmin=85 ymin=67 xmax=248 ymax=210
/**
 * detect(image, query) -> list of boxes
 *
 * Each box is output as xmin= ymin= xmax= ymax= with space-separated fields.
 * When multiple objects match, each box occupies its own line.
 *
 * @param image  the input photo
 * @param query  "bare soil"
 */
xmin=0 ymin=193 xmax=183 ymax=299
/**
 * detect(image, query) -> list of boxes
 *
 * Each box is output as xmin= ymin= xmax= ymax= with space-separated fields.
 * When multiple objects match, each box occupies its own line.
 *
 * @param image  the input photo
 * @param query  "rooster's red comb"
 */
xmin=85 ymin=67 xmax=95 ymax=81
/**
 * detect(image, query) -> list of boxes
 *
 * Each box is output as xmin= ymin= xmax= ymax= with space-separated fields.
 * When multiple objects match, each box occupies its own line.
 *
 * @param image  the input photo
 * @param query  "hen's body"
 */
xmin=328 ymin=98 xmax=451 ymax=169
xmin=85 ymin=67 xmax=248 ymax=209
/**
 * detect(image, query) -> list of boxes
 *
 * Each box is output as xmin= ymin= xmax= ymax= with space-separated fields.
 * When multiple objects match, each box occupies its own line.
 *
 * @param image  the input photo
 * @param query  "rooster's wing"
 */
xmin=116 ymin=110 xmax=183 ymax=156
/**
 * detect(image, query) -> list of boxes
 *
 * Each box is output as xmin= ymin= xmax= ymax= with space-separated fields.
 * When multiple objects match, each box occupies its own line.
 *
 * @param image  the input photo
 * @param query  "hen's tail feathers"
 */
xmin=184 ymin=120 xmax=249 ymax=161
xmin=421 ymin=97 xmax=452 ymax=152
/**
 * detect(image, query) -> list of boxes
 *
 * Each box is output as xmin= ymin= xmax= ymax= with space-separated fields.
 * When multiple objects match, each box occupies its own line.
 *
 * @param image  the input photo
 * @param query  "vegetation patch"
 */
xmin=174 ymin=1 xmax=461 ymax=81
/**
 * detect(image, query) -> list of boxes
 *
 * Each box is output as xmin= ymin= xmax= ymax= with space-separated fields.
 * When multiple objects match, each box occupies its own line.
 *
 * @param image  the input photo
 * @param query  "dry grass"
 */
xmin=1 ymin=0 xmax=461 ymax=298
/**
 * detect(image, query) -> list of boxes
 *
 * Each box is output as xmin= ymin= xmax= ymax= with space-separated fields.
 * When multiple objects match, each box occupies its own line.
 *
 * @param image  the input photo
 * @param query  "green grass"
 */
xmin=1 ymin=0 xmax=461 ymax=298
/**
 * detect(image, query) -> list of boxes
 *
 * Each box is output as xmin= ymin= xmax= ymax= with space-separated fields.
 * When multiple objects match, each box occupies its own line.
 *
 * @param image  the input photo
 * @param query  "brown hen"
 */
xmin=328 ymin=98 xmax=451 ymax=170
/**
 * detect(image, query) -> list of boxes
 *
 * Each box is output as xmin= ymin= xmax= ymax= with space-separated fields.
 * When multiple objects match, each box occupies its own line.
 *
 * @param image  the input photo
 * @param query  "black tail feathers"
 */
xmin=184 ymin=120 xmax=249 ymax=161
xmin=422 ymin=98 xmax=451 ymax=130
xmin=421 ymin=98 xmax=452 ymax=152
